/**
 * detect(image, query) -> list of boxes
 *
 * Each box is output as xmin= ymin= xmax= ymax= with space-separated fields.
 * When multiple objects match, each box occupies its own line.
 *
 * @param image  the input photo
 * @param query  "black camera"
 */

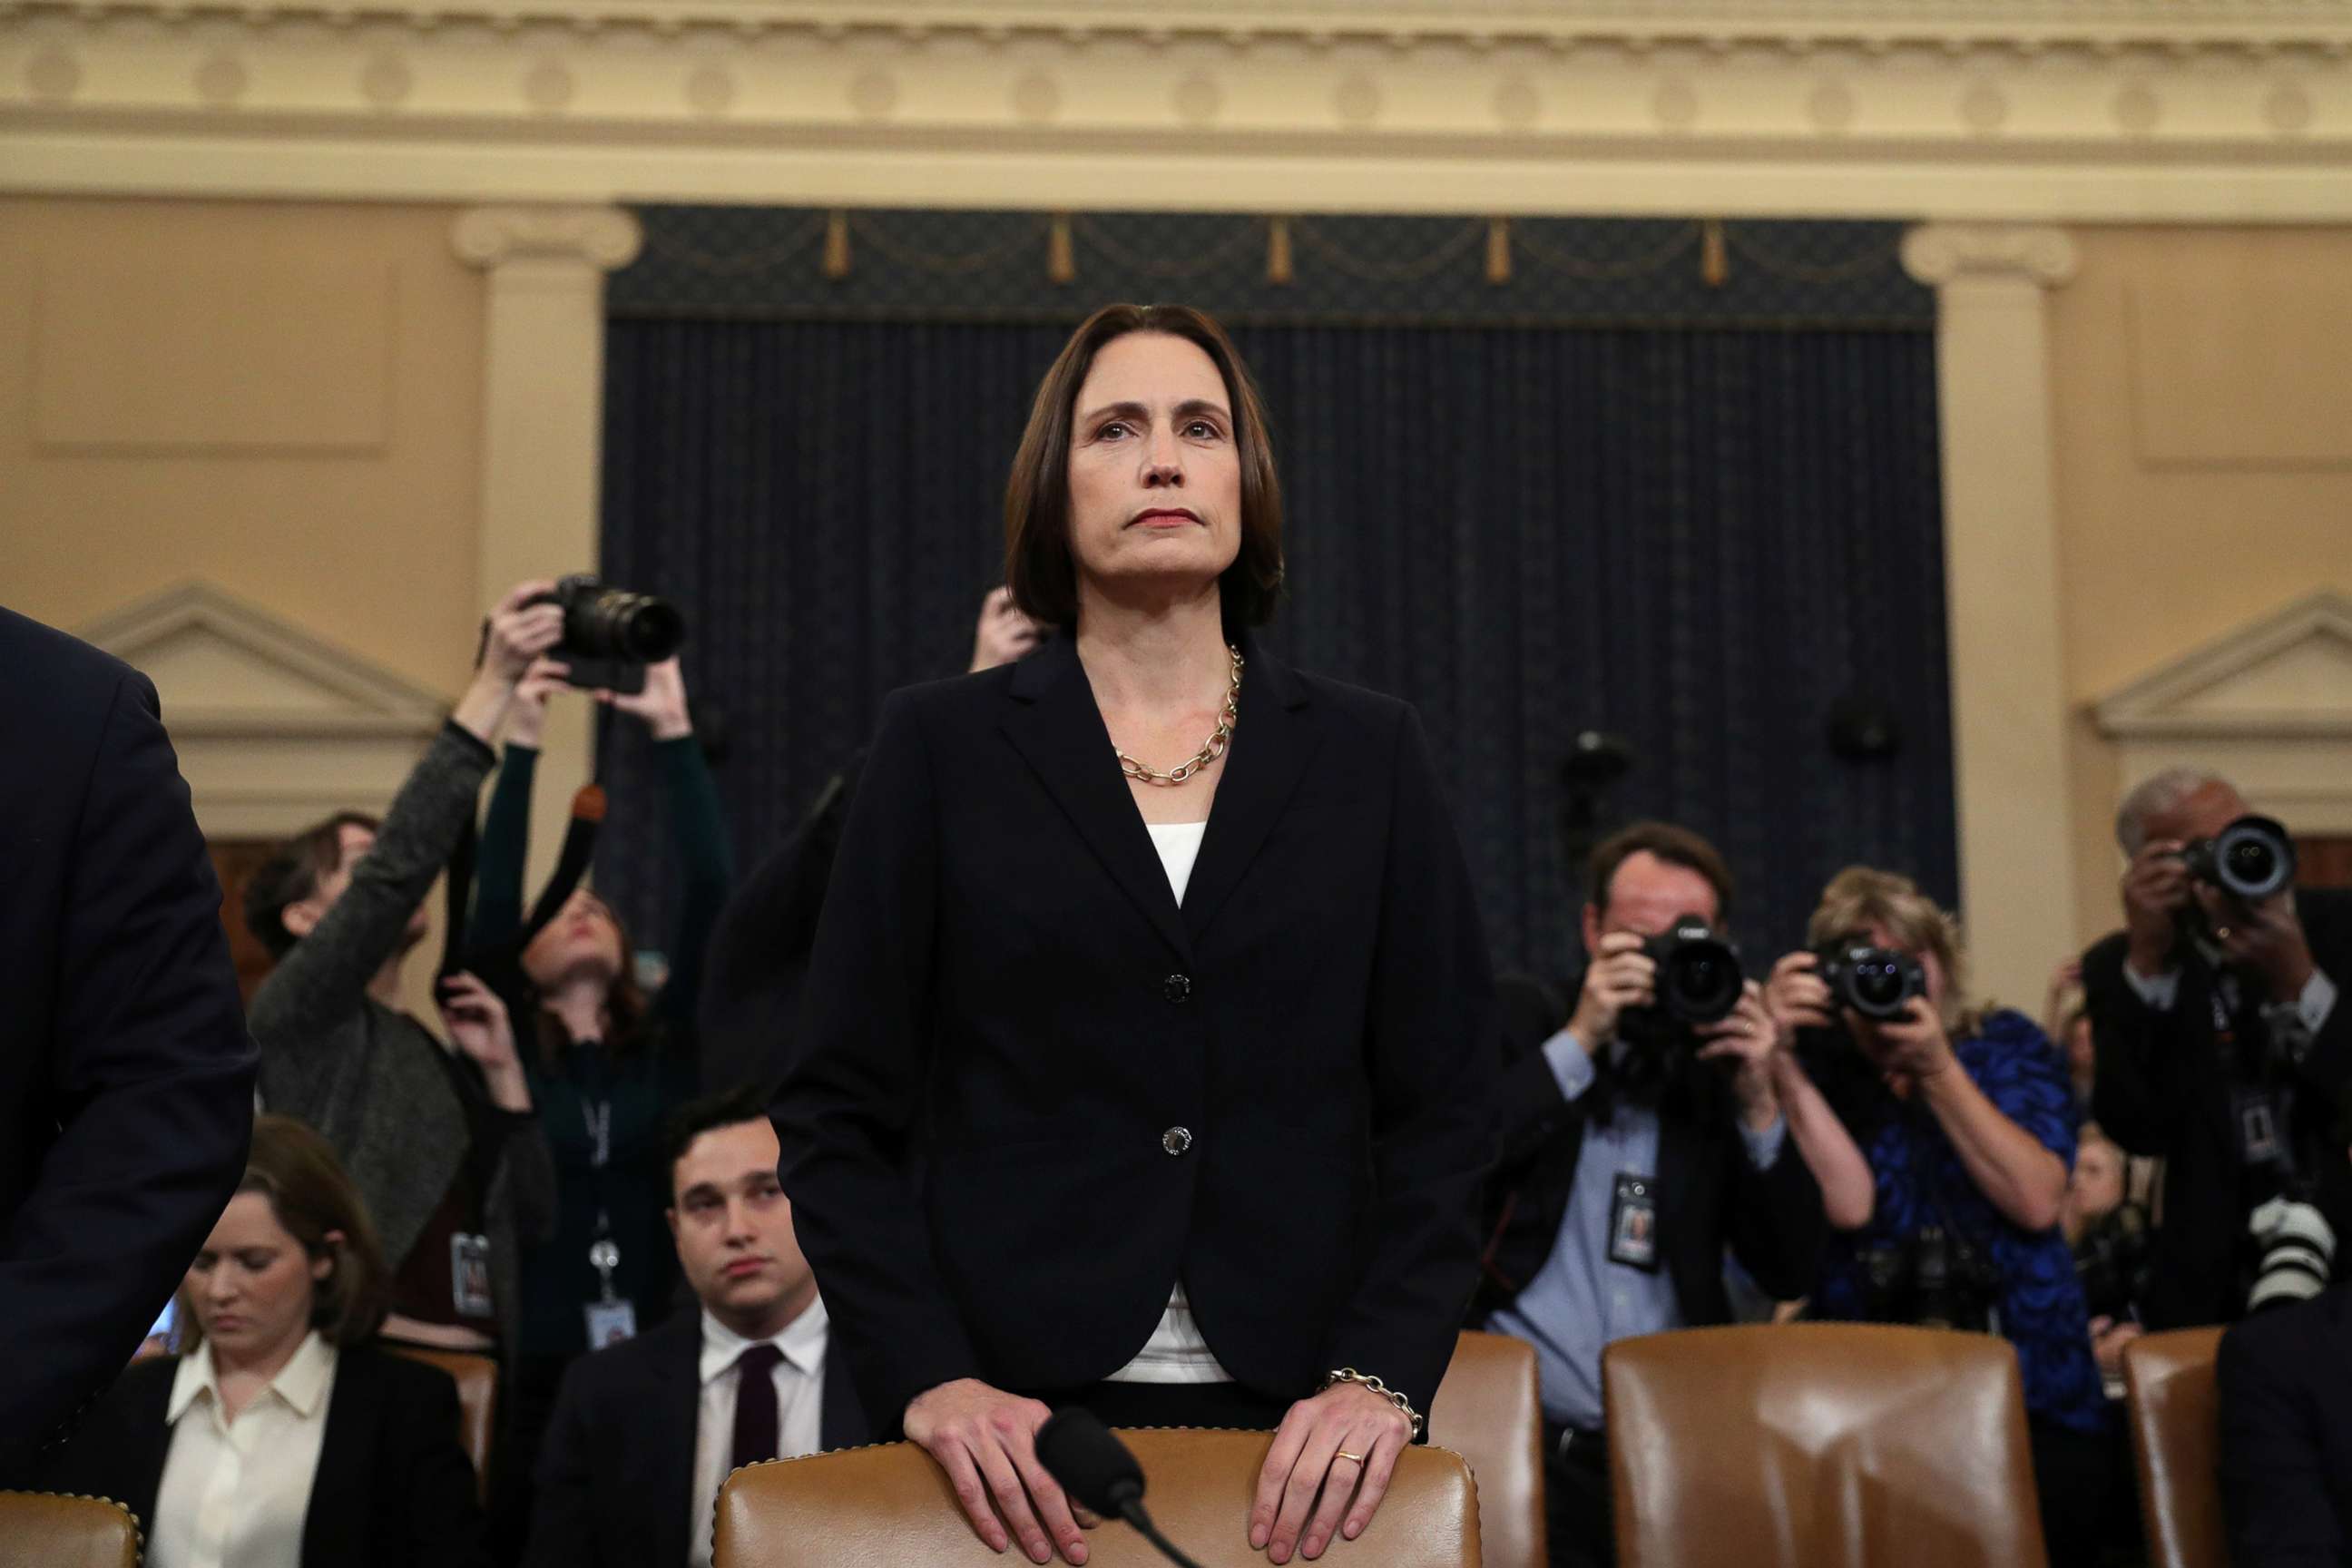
xmin=1813 ymin=940 xmax=1928 ymax=1022
xmin=530 ymin=574 xmax=686 ymax=694
xmin=2073 ymin=1203 xmax=2152 ymax=1323
xmin=1858 ymin=1223 xmax=2003 ymax=1333
xmin=1641 ymin=916 xmax=1745 ymax=1027
xmin=2181 ymin=814 xmax=2297 ymax=904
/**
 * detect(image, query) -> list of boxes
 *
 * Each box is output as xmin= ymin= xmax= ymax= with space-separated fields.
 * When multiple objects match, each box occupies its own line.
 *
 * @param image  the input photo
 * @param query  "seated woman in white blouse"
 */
xmin=44 ymin=1114 xmax=488 ymax=1568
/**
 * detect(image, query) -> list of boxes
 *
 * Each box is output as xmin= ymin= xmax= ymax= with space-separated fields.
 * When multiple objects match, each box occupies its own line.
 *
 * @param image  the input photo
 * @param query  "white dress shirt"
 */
xmin=689 ymin=1298 xmax=830 ymax=1568
xmin=2123 ymin=955 xmax=2337 ymax=1039
xmin=1107 ymin=822 xmax=1238 ymax=1387
xmin=152 ymin=1331 xmax=338 ymax=1568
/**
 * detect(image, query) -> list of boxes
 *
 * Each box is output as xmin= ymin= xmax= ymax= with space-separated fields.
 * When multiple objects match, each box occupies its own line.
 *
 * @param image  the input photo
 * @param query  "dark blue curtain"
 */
xmin=597 ymin=312 xmax=1954 ymax=979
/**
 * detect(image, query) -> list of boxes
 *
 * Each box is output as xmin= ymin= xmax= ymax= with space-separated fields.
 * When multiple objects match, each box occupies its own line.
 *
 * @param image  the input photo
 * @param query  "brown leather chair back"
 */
xmin=382 ymin=1344 xmax=499 ymax=1501
xmin=1602 ymin=1324 xmax=2048 ymax=1568
xmin=2122 ymin=1327 xmax=2228 ymax=1568
xmin=714 ymin=1428 xmax=1482 ymax=1567
xmin=0 ymin=1491 xmax=142 ymax=1568
xmin=1432 ymin=1329 xmax=1546 ymax=1568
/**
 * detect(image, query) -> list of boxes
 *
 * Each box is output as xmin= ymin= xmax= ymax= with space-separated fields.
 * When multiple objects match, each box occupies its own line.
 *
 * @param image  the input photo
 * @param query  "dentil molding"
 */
xmin=5 ymin=1 xmax=2352 ymax=216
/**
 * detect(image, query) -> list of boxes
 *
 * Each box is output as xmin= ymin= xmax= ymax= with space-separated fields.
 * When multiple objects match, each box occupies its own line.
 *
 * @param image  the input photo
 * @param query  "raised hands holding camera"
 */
xmin=453 ymin=578 xmax=568 ymax=744
xmin=593 ymin=655 xmax=694 ymax=740
xmin=1694 ymin=980 xmax=1787 ymax=1132
xmin=2191 ymin=880 xmax=2318 ymax=1003
xmin=1566 ymin=929 xmax=1655 ymax=1054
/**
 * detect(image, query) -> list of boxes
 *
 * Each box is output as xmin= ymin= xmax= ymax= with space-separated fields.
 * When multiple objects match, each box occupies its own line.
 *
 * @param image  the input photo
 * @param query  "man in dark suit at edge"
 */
xmin=0 ymin=603 xmax=259 ymax=1479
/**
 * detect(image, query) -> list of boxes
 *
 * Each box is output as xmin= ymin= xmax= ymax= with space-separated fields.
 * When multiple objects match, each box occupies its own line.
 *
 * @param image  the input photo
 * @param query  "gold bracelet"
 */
xmin=1322 ymin=1367 xmax=1425 ymax=1440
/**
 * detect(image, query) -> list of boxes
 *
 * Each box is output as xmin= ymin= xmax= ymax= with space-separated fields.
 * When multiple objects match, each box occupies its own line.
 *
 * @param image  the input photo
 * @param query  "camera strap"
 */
xmin=2207 ymin=966 xmax=2303 ymax=1181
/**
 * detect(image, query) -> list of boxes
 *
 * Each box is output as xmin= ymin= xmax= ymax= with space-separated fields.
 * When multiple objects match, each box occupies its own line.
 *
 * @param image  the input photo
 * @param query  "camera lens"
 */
xmin=2226 ymin=838 xmax=2276 ymax=884
xmin=1854 ymin=960 xmax=1905 ymax=1010
xmin=1664 ymin=948 xmax=1741 ymax=1024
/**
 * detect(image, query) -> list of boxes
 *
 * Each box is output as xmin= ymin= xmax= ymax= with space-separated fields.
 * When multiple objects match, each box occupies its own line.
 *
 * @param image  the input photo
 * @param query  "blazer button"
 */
xmin=1161 ymin=1126 xmax=1193 ymax=1157
xmin=1163 ymin=973 xmax=1193 ymax=1004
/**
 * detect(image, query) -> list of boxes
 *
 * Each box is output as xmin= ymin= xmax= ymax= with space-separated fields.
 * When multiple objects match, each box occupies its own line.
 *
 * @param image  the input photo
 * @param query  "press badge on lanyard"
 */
xmin=2211 ymin=977 xmax=2286 ymax=1167
xmin=580 ymin=1097 xmax=638 ymax=1345
xmin=1610 ymin=1173 xmax=1661 ymax=1272
xmin=450 ymin=1232 xmax=495 ymax=1320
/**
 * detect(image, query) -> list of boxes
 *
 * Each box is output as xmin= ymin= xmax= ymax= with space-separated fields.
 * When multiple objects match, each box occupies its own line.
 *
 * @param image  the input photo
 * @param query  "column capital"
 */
xmin=1900 ymin=223 xmax=2078 ymax=289
xmin=452 ymin=204 xmax=642 ymax=272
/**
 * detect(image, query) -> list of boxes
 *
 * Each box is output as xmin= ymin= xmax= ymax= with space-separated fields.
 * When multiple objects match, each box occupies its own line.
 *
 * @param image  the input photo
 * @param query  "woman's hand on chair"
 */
xmin=904 ymin=1378 xmax=1090 ymax=1565
xmin=1250 ymin=1382 xmax=1413 ymax=1563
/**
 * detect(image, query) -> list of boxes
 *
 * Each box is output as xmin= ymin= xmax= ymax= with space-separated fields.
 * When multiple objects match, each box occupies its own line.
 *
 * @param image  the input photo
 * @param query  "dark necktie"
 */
xmin=730 ymin=1344 xmax=785 ymax=1473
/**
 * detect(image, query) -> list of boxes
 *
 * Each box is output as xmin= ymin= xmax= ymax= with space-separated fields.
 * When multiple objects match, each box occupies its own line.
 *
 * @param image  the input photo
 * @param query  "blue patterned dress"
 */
xmin=1811 ymin=1008 xmax=2108 ymax=1434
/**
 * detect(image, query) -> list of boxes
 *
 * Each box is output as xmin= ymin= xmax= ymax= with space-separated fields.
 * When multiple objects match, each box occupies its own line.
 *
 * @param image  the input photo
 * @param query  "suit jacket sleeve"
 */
xmin=383 ymin=1359 xmax=494 ymax=1568
xmin=2082 ymin=931 xmax=2181 ymax=1158
xmin=1722 ymin=1121 xmax=1828 ymax=1304
xmin=0 ymin=671 xmax=255 ymax=1477
xmin=2220 ymin=1314 xmax=2346 ymax=1567
xmin=1492 ymin=1028 xmax=1580 ymax=1180
xmin=522 ymin=1357 xmax=603 ymax=1568
xmin=249 ymin=722 xmax=494 ymax=1116
xmin=1321 ymin=706 xmax=1499 ymax=1422
xmin=2289 ymin=891 xmax=2352 ymax=1113
xmin=772 ymin=690 xmax=983 ymax=1428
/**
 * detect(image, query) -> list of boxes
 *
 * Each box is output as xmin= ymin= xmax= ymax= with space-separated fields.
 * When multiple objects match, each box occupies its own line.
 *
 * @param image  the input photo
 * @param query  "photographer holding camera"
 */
xmin=1479 ymin=822 xmax=1857 ymax=1568
xmin=1771 ymin=867 xmax=2110 ymax=1562
xmin=2084 ymin=769 xmax=2351 ymax=1330
xmin=246 ymin=580 xmax=565 ymax=1363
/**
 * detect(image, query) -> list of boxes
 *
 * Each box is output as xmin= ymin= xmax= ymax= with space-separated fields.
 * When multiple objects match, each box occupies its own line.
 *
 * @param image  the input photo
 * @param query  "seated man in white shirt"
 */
xmin=525 ymin=1086 xmax=867 ymax=1568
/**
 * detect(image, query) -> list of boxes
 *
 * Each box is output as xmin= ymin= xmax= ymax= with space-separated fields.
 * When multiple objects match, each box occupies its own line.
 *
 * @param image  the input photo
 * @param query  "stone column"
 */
xmin=1901 ymin=223 xmax=2080 ymax=1007
xmin=454 ymin=205 xmax=642 ymax=895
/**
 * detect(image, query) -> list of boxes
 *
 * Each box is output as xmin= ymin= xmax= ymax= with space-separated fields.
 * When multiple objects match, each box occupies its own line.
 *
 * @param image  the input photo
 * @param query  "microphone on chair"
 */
xmin=1034 ymin=1408 xmax=1207 ymax=1568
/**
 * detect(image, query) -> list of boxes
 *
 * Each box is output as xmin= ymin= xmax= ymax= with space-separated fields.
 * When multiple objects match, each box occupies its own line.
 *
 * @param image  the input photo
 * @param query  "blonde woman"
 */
xmin=1764 ymin=867 xmax=2112 ymax=1564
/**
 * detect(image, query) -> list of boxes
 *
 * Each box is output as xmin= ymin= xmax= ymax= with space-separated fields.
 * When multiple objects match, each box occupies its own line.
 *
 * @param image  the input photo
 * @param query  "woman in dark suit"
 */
xmin=773 ymin=303 xmax=1496 ymax=1568
xmin=44 ymin=1116 xmax=488 ymax=1568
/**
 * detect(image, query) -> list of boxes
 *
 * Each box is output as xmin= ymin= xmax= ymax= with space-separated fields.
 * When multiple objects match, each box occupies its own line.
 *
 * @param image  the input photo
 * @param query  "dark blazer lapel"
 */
xmin=649 ymin=1314 xmax=705 ymax=1568
xmin=301 ymin=1348 xmax=377 ymax=1568
xmin=1655 ymin=1102 xmax=1711 ymax=1311
xmin=1179 ymin=634 xmax=1321 ymax=946
xmin=2184 ymin=965 xmax=2241 ymax=1153
xmin=817 ymin=1343 xmax=868 ymax=1451
xmin=105 ymin=1362 xmax=176 ymax=1540
xmin=1001 ymin=636 xmax=1191 ymax=960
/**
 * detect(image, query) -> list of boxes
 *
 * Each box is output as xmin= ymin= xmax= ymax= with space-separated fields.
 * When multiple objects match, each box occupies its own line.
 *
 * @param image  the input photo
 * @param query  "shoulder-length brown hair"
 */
xmin=179 ymin=1114 xmax=390 ymax=1354
xmin=1004 ymin=303 xmax=1285 ymax=629
xmin=528 ymin=889 xmax=653 ymax=1070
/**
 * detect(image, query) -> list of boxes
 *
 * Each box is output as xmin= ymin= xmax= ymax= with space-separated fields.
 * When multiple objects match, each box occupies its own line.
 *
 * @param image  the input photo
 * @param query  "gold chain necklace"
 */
xmin=1115 ymin=644 xmax=1244 ymax=787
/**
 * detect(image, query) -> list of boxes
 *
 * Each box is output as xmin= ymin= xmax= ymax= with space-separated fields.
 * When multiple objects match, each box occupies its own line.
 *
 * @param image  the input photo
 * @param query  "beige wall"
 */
xmin=0 ymin=196 xmax=489 ymax=1022
xmin=8 ymin=192 xmax=2350 ymax=988
xmin=2050 ymin=227 xmax=2352 ymax=945
xmin=0 ymin=197 xmax=485 ymax=699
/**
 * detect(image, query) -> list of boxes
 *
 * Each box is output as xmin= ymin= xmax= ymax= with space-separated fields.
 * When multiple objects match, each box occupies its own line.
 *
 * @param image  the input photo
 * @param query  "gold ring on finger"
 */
xmin=1334 ymin=1450 xmax=1367 ymax=1465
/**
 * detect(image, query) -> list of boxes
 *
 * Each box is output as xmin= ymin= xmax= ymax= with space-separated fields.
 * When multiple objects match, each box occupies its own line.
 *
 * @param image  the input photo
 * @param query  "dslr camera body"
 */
xmin=1639 ymin=916 xmax=1744 ymax=1027
xmin=1858 ymin=1222 xmax=2004 ymax=1333
xmin=1812 ymin=940 xmax=1928 ymax=1022
xmin=527 ymin=574 xmax=686 ymax=695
